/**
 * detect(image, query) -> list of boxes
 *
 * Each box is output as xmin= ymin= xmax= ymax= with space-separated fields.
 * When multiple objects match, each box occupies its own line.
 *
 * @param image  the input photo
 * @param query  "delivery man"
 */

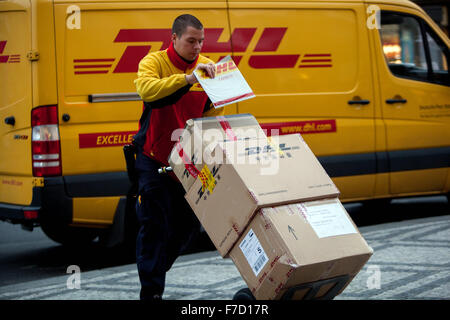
xmin=133 ymin=14 xmax=224 ymax=300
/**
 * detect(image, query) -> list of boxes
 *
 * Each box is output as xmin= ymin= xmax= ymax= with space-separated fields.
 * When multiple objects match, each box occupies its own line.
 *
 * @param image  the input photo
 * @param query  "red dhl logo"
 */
xmin=73 ymin=28 xmax=332 ymax=75
xmin=0 ymin=41 xmax=21 ymax=64
xmin=215 ymin=60 xmax=237 ymax=76
xmin=196 ymin=59 xmax=237 ymax=79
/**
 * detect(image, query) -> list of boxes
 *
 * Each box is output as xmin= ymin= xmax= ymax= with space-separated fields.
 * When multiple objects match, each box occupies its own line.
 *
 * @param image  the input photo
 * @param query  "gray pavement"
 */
xmin=0 ymin=215 xmax=449 ymax=300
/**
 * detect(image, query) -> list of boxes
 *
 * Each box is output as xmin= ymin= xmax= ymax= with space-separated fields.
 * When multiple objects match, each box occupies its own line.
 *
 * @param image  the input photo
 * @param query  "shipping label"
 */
xmin=194 ymin=164 xmax=222 ymax=205
xmin=199 ymin=165 xmax=216 ymax=193
xmin=297 ymin=200 xmax=357 ymax=238
xmin=239 ymin=229 xmax=269 ymax=276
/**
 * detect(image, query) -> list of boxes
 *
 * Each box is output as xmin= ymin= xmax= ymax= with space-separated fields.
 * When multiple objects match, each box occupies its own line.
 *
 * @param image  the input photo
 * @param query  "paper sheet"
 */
xmin=194 ymin=55 xmax=255 ymax=108
xmin=298 ymin=200 xmax=358 ymax=238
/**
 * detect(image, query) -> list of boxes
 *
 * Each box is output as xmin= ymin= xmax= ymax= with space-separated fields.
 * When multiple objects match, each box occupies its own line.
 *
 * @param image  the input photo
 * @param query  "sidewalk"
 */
xmin=0 ymin=215 xmax=449 ymax=300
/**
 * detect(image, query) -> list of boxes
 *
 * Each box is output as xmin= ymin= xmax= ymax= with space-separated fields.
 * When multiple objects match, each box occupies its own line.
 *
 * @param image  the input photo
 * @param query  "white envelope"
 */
xmin=194 ymin=55 xmax=255 ymax=108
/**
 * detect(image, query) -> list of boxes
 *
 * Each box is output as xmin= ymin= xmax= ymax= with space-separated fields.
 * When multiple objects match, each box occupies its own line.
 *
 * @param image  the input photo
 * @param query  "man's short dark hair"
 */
xmin=172 ymin=14 xmax=203 ymax=38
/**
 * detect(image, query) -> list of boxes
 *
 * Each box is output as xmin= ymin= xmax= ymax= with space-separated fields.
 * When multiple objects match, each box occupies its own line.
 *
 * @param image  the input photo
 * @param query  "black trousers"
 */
xmin=135 ymin=151 xmax=200 ymax=300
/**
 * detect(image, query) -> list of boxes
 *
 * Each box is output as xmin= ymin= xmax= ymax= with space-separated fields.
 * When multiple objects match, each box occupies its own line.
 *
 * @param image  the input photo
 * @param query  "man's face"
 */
xmin=172 ymin=26 xmax=204 ymax=62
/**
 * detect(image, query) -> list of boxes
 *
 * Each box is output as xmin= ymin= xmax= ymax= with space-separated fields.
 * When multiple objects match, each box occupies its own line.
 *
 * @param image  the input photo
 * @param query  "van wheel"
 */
xmin=40 ymin=222 xmax=98 ymax=246
xmin=117 ymin=195 xmax=139 ymax=253
xmin=96 ymin=195 xmax=138 ymax=257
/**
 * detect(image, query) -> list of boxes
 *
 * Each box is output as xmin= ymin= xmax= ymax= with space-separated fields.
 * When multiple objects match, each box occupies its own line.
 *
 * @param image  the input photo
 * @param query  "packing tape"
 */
xmin=217 ymin=116 xmax=238 ymax=142
xmin=176 ymin=142 xmax=216 ymax=193
xmin=267 ymin=136 xmax=285 ymax=156
xmin=175 ymin=142 xmax=200 ymax=179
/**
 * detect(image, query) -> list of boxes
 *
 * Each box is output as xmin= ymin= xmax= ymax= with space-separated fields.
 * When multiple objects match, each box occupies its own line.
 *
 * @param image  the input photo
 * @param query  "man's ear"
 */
xmin=171 ymin=33 xmax=177 ymax=43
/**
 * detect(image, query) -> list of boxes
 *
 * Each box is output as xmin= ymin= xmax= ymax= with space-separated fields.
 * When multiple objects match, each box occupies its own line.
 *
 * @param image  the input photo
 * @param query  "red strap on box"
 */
xmin=176 ymin=142 xmax=200 ymax=178
xmin=217 ymin=116 xmax=237 ymax=141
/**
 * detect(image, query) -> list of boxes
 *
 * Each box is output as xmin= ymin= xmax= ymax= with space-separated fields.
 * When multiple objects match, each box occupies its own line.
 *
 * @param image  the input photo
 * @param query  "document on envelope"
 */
xmin=194 ymin=55 xmax=256 ymax=108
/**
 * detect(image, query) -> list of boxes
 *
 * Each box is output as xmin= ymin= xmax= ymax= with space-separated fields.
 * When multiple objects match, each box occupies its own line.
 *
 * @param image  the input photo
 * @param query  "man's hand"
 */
xmin=186 ymin=63 xmax=215 ymax=85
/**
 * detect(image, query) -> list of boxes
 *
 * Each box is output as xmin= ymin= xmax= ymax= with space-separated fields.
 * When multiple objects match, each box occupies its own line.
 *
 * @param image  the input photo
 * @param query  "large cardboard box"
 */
xmin=229 ymin=198 xmax=373 ymax=300
xmin=185 ymin=134 xmax=340 ymax=257
xmin=168 ymin=113 xmax=266 ymax=192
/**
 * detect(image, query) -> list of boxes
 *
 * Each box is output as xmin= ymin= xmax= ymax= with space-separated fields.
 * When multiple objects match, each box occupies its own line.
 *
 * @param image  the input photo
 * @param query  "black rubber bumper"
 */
xmin=0 ymin=177 xmax=72 ymax=225
xmin=40 ymin=177 xmax=73 ymax=226
xmin=0 ymin=186 xmax=42 ymax=224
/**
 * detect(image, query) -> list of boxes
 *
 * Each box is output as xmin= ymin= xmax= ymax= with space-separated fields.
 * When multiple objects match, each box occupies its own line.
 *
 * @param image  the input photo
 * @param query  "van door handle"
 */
xmin=4 ymin=116 xmax=15 ymax=126
xmin=386 ymin=98 xmax=407 ymax=104
xmin=348 ymin=99 xmax=370 ymax=105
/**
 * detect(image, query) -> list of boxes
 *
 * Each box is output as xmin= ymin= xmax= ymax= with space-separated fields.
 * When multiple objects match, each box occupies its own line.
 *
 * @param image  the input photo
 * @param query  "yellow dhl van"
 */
xmin=1 ymin=0 xmax=449 ymax=246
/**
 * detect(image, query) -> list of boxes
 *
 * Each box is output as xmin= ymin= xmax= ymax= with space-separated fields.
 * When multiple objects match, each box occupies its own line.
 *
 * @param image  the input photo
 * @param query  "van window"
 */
xmin=425 ymin=25 xmax=449 ymax=85
xmin=379 ymin=12 xmax=428 ymax=81
xmin=379 ymin=11 xmax=449 ymax=86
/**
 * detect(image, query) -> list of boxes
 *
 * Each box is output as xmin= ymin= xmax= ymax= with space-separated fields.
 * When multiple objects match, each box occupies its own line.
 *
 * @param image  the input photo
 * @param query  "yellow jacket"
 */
xmin=134 ymin=43 xmax=224 ymax=165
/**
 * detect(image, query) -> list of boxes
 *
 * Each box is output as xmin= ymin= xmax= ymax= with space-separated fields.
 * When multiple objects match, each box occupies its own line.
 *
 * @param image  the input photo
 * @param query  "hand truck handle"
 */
xmin=158 ymin=166 xmax=173 ymax=174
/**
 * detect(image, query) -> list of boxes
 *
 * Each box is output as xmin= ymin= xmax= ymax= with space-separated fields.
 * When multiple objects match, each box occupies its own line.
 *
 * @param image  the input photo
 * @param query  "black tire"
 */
xmin=353 ymin=198 xmax=392 ymax=226
xmin=96 ymin=195 xmax=139 ymax=256
xmin=122 ymin=195 xmax=139 ymax=249
xmin=115 ymin=195 xmax=139 ymax=257
xmin=233 ymin=288 xmax=256 ymax=301
xmin=40 ymin=221 xmax=98 ymax=247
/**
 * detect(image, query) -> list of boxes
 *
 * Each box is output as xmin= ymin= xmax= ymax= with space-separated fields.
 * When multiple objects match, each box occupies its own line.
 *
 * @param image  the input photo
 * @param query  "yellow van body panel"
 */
xmin=390 ymin=168 xmax=449 ymax=195
xmin=368 ymin=3 xmax=450 ymax=196
xmin=0 ymin=0 xmax=448 ymax=236
xmin=0 ymin=0 xmax=32 ymax=178
xmin=0 ymin=176 xmax=43 ymax=206
xmin=53 ymin=0 xmax=230 ymax=176
xmin=31 ymin=0 xmax=58 ymax=107
xmin=72 ymin=196 xmax=120 ymax=226
xmin=0 ymin=0 xmax=35 ymax=209
xmin=227 ymin=1 xmax=379 ymax=200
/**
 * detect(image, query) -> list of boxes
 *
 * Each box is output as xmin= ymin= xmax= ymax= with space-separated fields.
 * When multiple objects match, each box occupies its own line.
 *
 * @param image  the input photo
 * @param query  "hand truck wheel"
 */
xmin=232 ymin=288 xmax=256 ymax=301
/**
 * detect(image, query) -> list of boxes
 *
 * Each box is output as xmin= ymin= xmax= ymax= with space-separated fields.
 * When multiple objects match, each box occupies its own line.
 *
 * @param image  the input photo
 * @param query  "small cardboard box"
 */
xmin=229 ymin=198 xmax=373 ymax=300
xmin=185 ymin=134 xmax=340 ymax=257
xmin=168 ymin=113 xmax=266 ymax=192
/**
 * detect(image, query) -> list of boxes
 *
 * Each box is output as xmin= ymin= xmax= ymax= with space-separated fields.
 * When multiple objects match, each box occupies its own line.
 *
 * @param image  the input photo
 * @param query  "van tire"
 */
xmin=40 ymin=222 xmax=99 ymax=246
xmin=96 ymin=195 xmax=138 ymax=256
xmin=119 ymin=195 xmax=139 ymax=252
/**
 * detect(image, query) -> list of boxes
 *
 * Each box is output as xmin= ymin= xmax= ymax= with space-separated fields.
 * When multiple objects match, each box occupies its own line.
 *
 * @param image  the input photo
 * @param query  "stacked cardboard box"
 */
xmin=168 ymin=115 xmax=373 ymax=300
xmin=184 ymin=134 xmax=341 ymax=256
xmin=229 ymin=198 xmax=373 ymax=299
xmin=168 ymin=113 xmax=266 ymax=192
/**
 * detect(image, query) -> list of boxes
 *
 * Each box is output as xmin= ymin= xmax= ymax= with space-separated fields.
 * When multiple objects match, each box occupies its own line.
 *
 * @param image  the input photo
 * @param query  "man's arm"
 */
xmin=134 ymin=53 xmax=216 ymax=103
xmin=134 ymin=54 xmax=189 ymax=102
